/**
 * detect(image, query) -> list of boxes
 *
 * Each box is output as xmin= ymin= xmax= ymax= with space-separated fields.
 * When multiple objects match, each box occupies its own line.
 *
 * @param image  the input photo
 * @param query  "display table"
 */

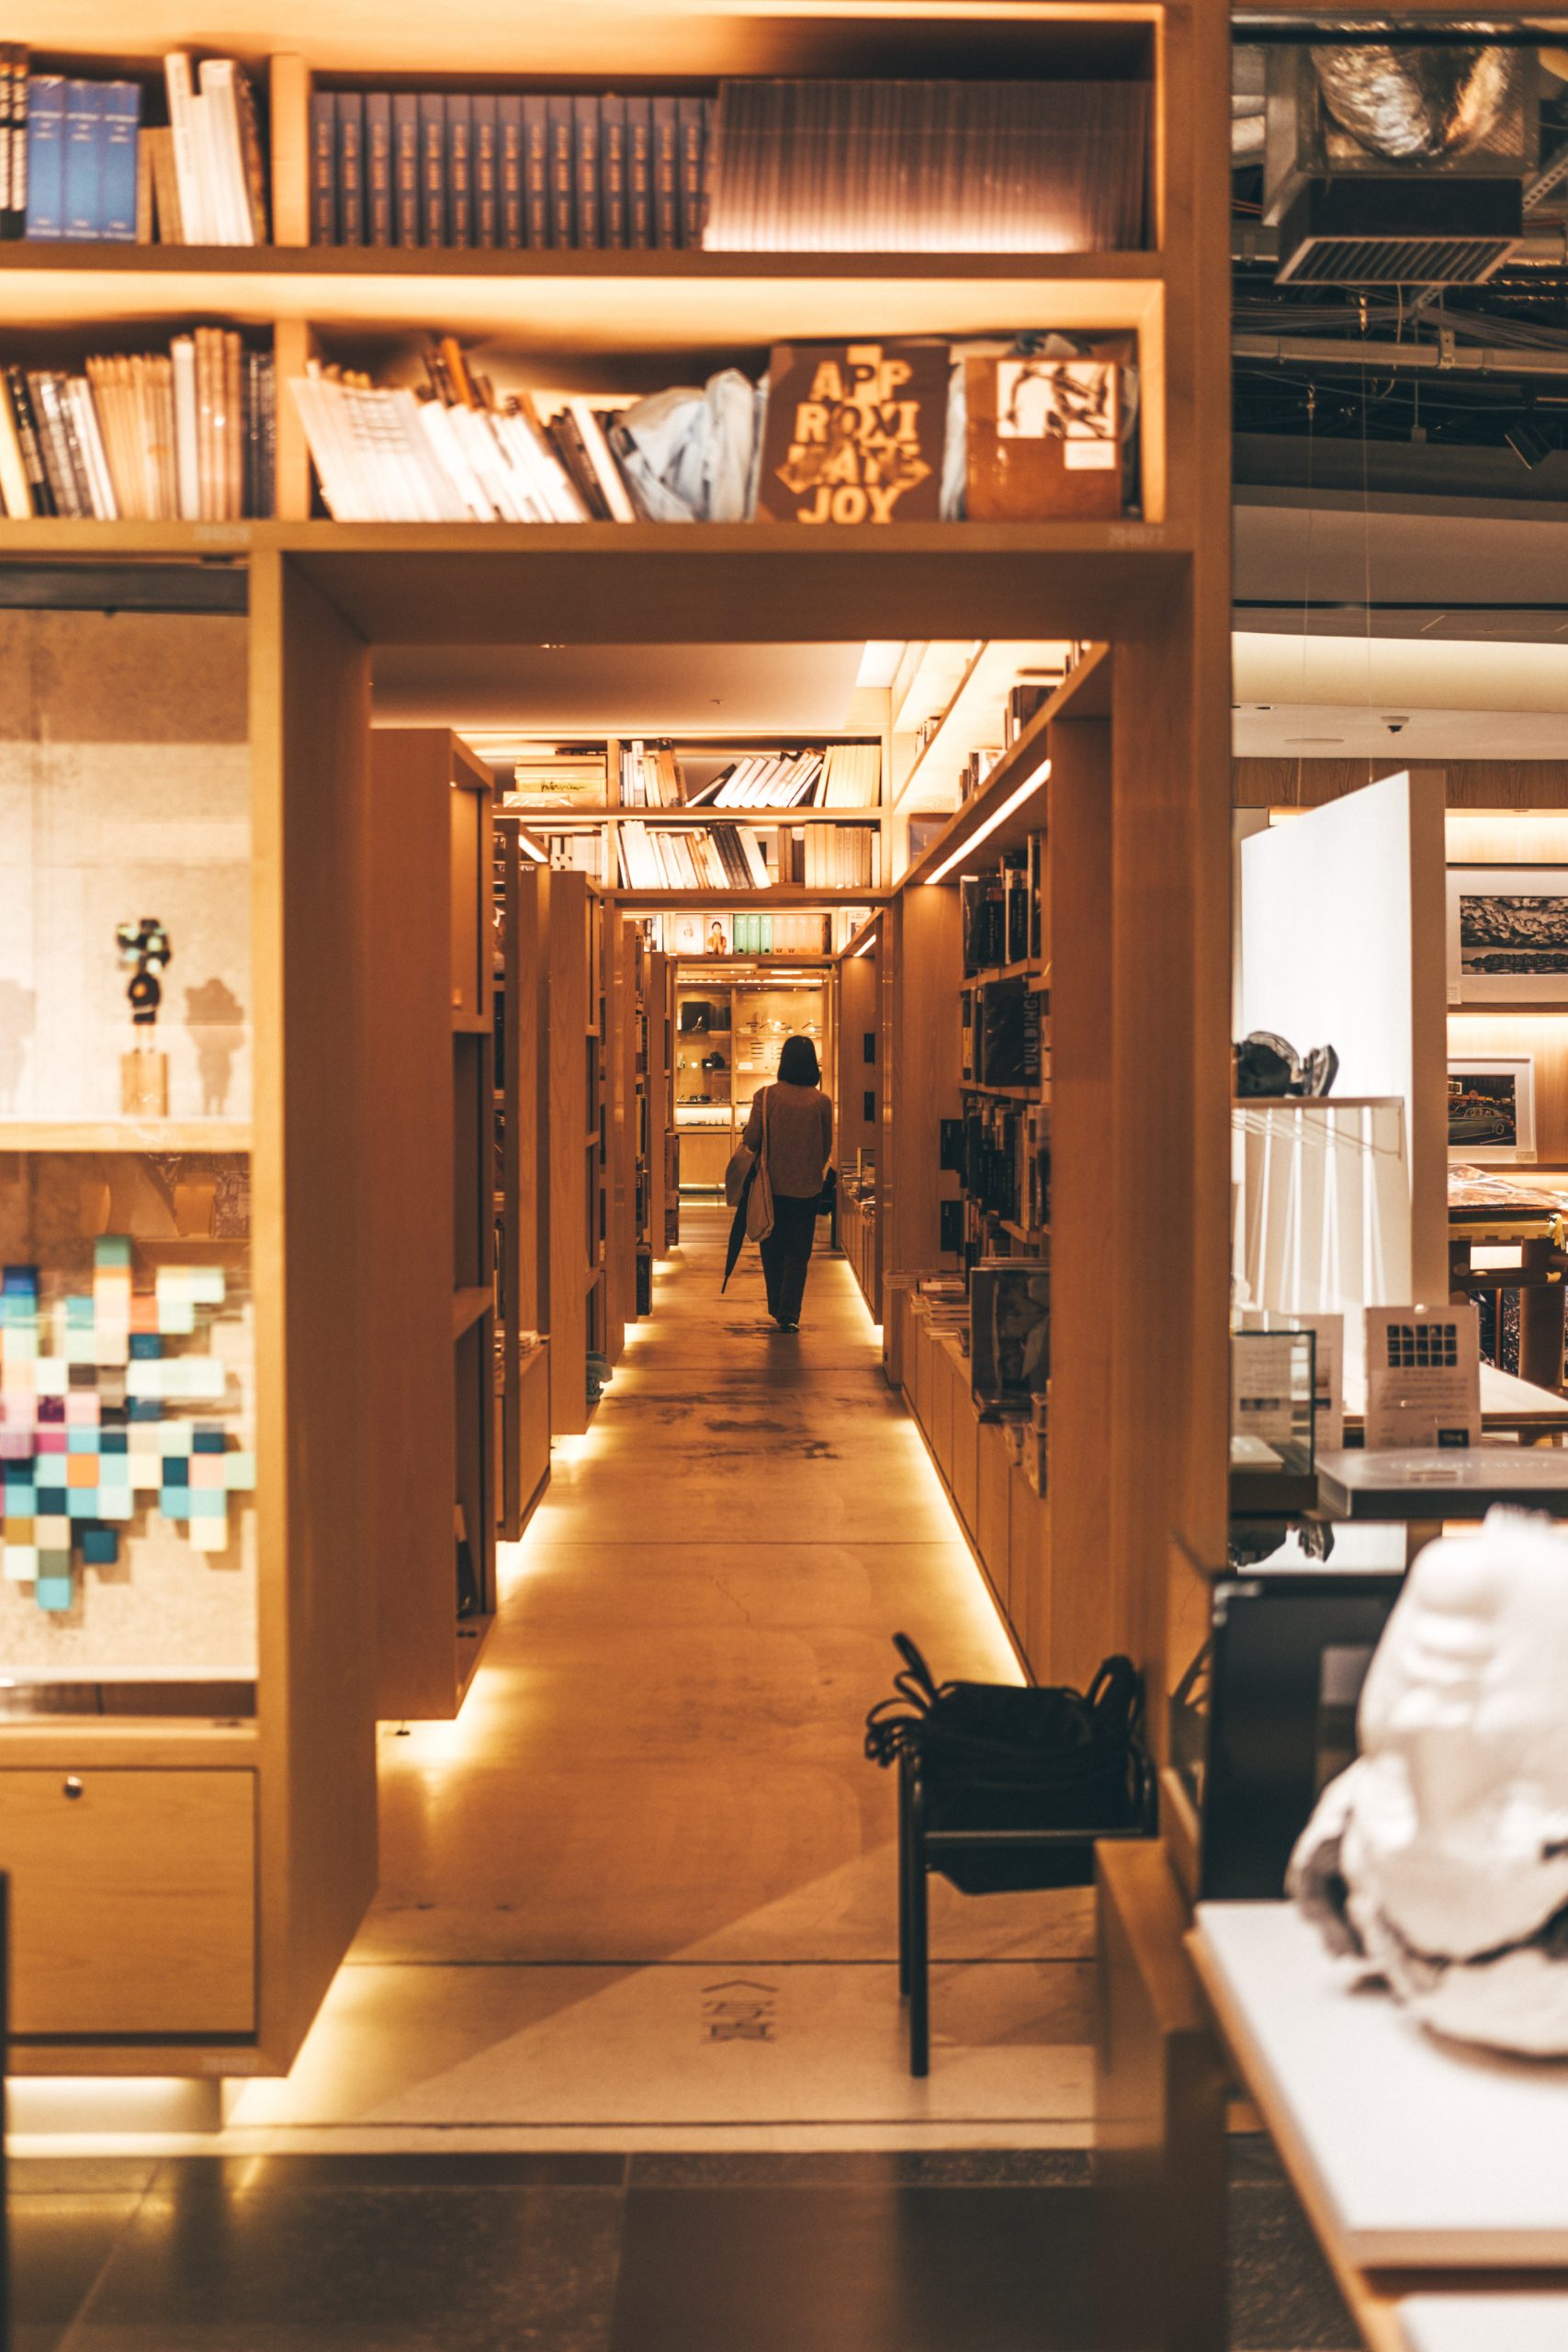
xmin=1317 ymin=1443 xmax=1568 ymax=1520
xmin=1397 ymin=2295 xmax=1568 ymax=2352
xmin=1188 ymin=1903 xmax=1568 ymax=2352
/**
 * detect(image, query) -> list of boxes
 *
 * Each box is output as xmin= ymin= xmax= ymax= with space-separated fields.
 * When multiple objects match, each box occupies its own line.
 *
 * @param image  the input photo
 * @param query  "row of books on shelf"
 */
xmin=0 ymin=51 xmax=267 ymax=243
xmin=942 ymin=1101 xmax=1052 ymax=1238
xmin=293 ymin=340 xmax=645 ymax=526
xmin=0 ymin=333 xmax=274 ymax=522
xmin=0 ymin=332 xmax=1132 ymax=526
xmin=657 ymin=910 xmax=852 ymax=956
xmin=311 ymin=90 xmax=709 ymax=252
xmin=294 ymin=333 xmax=1133 ymax=526
xmin=961 ymin=982 xmax=1050 ymax=1091
xmin=509 ymin=741 xmax=881 ymax=812
xmin=616 ymin=820 xmax=877 ymax=891
xmin=0 ymin=62 xmax=1149 ymax=255
xmin=961 ymin=849 xmax=1044 ymax=976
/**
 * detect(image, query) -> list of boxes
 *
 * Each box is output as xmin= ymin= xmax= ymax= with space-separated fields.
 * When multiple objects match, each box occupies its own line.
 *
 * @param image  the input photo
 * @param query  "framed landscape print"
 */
xmin=1447 ymin=1057 xmax=1537 ymax=1163
xmin=1447 ymin=867 xmax=1568 ymax=1003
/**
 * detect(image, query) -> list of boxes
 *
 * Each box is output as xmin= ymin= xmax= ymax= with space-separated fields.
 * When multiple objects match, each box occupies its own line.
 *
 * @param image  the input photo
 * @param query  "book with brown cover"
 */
xmin=963 ymin=352 xmax=1124 ymax=522
xmin=756 ymin=342 xmax=947 ymax=526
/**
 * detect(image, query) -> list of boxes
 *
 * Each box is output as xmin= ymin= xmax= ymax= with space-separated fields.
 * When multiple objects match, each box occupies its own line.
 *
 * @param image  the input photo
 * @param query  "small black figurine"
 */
xmin=116 ymin=920 xmax=172 ymax=1027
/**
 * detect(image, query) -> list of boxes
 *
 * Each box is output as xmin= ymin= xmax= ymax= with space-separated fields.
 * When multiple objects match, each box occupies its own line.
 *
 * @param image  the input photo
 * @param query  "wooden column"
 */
xmin=250 ymin=549 xmax=378 ymax=2065
xmin=1036 ymin=716 xmax=1116 ymax=1688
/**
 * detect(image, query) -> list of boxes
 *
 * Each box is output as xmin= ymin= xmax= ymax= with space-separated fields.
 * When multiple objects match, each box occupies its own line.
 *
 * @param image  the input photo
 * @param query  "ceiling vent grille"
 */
xmin=1275 ymin=179 xmax=1523 ymax=285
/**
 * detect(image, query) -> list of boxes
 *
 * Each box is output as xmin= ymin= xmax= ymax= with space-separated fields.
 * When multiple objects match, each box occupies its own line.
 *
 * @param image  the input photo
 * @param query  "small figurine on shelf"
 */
xmin=116 ymin=918 xmax=172 ymax=1117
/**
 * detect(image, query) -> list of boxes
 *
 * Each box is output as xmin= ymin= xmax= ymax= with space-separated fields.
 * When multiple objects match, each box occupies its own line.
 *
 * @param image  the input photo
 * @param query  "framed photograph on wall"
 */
xmin=1447 ymin=867 xmax=1568 ymax=1003
xmin=1447 ymin=1056 xmax=1537 ymax=1163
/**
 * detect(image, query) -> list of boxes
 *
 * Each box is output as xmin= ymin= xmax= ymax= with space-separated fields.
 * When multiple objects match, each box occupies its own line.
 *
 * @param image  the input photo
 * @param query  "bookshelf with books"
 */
xmin=628 ymin=938 xmax=679 ymax=1296
xmin=365 ymin=729 xmax=498 ymax=1721
xmin=0 ymin=0 xmax=1230 ymax=2080
xmin=491 ymin=817 xmax=551 ymax=1544
xmin=881 ymin=648 xmax=1133 ymax=1690
xmin=834 ymin=919 xmax=882 ymax=1318
xmin=543 ymin=866 xmax=618 ymax=1435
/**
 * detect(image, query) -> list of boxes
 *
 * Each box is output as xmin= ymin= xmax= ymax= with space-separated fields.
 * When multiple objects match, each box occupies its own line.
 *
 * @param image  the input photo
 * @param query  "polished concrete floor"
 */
xmin=9 ymin=2143 xmax=1355 ymax=2351
xmin=233 ymin=1211 xmax=1099 ymax=2140
xmin=10 ymin=1215 xmax=1354 ymax=2346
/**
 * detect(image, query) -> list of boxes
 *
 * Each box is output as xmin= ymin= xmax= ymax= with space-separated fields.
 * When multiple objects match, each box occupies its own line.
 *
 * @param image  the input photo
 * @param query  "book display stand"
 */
xmin=0 ymin=0 xmax=1231 ymax=2077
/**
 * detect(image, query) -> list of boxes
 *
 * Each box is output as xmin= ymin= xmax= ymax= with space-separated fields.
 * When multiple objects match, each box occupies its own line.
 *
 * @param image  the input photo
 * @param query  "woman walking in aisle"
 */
xmin=744 ymin=1035 xmax=833 ymax=1332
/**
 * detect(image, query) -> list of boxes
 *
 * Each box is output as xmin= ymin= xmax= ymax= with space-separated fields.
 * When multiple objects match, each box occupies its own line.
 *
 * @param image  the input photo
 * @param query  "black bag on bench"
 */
xmin=863 ymin=1633 xmax=1150 ymax=1892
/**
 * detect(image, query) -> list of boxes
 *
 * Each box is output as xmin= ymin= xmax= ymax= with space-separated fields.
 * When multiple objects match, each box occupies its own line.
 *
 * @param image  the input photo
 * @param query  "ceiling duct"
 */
xmin=1264 ymin=42 xmax=1539 ymax=284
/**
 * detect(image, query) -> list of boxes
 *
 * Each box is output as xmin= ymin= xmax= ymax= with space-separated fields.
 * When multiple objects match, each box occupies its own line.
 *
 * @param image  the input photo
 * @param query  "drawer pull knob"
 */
xmin=62 ymin=1776 xmax=84 ymax=1800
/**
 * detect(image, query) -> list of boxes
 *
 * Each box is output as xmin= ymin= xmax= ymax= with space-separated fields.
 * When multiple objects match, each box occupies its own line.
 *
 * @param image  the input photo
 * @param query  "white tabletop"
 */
xmin=1399 ymin=2296 xmax=1568 ymax=2352
xmin=1192 ymin=1904 xmax=1568 ymax=2267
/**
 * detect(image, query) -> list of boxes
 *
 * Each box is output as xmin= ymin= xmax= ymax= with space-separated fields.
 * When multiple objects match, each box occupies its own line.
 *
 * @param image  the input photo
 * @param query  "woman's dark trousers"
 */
xmin=761 ymin=1193 xmax=818 ymax=1325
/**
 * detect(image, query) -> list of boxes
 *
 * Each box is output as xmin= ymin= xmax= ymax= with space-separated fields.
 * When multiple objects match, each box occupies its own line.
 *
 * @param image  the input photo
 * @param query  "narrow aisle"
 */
xmin=235 ymin=1213 xmax=1094 ymax=2143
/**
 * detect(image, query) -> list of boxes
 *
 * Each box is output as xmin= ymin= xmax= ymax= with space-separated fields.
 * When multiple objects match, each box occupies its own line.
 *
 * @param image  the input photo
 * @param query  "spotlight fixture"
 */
xmin=1506 ymin=419 xmax=1552 ymax=469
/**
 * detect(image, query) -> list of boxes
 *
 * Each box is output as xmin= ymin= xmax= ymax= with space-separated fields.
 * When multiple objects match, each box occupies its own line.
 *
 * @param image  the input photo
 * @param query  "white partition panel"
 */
xmin=1238 ymin=773 xmax=1448 ymax=1306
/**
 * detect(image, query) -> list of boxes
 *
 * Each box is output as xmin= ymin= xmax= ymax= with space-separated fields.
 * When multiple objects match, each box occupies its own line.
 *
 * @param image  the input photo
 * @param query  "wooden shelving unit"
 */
xmin=834 ymin=925 xmax=883 ymax=1318
xmin=0 ymin=0 xmax=1230 ymax=2070
xmin=492 ymin=819 xmax=552 ymax=1541
xmin=366 ymin=730 xmax=498 ymax=1722
xmin=543 ymin=869 xmax=615 ymax=1434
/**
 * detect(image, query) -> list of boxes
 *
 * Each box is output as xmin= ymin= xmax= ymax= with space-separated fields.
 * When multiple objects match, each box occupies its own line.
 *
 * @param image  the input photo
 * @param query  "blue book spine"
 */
xmin=392 ymin=93 xmax=420 ymax=245
xmin=522 ymin=95 xmax=547 ymax=250
xmin=498 ymin=95 xmax=523 ymax=249
xmin=98 ymin=81 xmax=141 ymax=243
xmin=62 ymin=79 xmax=102 ymax=241
xmin=24 ymin=75 xmax=65 ymax=241
xmin=336 ymin=92 xmax=365 ymax=246
xmin=471 ymin=92 xmax=497 ymax=247
xmin=419 ymin=93 xmax=445 ymax=246
xmin=446 ymin=94 xmax=472 ymax=248
xmin=309 ymin=91 xmax=335 ymax=243
xmin=364 ymin=92 xmax=392 ymax=247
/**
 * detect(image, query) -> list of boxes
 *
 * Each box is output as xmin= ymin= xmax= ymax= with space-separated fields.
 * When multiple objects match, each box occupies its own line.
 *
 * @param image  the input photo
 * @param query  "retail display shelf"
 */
xmin=454 ymin=1611 xmax=496 ymax=1707
xmin=612 ymin=888 xmax=888 ymax=909
xmin=0 ymin=1120 xmax=254 ymax=1153
xmin=451 ymin=1285 xmax=493 ymax=1340
xmin=962 ymin=1081 xmax=1036 ymax=1101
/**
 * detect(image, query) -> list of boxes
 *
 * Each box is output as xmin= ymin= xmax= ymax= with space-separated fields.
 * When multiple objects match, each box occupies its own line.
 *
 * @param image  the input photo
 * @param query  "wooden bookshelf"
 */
xmin=543 ymin=867 xmax=611 ymax=1434
xmin=0 ymin=0 xmax=1230 ymax=2073
xmin=492 ymin=818 xmax=552 ymax=1540
xmin=834 ymin=926 xmax=882 ymax=1317
xmin=366 ymin=729 xmax=498 ymax=1722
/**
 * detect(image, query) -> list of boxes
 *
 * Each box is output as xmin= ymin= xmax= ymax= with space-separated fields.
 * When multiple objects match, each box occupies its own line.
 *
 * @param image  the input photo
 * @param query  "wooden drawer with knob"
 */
xmin=0 ymin=1769 xmax=255 ymax=2036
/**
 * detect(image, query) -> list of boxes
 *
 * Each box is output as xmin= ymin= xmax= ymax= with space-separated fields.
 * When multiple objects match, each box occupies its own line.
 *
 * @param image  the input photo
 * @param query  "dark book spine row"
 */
xmin=310 ymin=88 xmax=712 ymax=248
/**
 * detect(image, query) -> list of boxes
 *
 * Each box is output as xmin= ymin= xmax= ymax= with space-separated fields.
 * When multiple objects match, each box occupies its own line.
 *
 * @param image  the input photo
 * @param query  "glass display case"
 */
xmin=0 ymin=607 xmax=255 ymax=1706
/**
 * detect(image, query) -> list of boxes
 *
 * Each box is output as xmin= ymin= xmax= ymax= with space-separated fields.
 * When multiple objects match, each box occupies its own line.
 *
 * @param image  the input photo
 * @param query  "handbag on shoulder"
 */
xmin=745 ymin=1084 xmax=774 ymax=1241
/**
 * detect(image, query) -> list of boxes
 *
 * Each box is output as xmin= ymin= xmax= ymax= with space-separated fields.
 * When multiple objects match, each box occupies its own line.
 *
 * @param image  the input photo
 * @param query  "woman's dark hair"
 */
xmin=778 ymin=1035 xmax=820 ymax=1087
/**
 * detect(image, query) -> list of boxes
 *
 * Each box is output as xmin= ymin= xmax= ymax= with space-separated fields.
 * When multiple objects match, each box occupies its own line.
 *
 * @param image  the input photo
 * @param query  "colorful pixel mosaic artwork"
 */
xmin=0 ymin=1238 xmax=254 ymax=1613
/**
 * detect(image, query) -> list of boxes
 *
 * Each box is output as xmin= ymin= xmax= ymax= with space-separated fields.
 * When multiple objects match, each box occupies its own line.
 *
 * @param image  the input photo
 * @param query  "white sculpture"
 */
xmin=1289 ymin=1506 xmax=1568 ymax=2056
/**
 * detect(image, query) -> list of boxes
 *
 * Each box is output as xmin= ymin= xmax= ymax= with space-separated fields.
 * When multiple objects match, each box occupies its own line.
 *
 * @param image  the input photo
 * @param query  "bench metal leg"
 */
xmin=908 ymin=1768 xmax=930 ymax=2077
xmin=897 ymin=1747 xmax=912 ymax=1997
